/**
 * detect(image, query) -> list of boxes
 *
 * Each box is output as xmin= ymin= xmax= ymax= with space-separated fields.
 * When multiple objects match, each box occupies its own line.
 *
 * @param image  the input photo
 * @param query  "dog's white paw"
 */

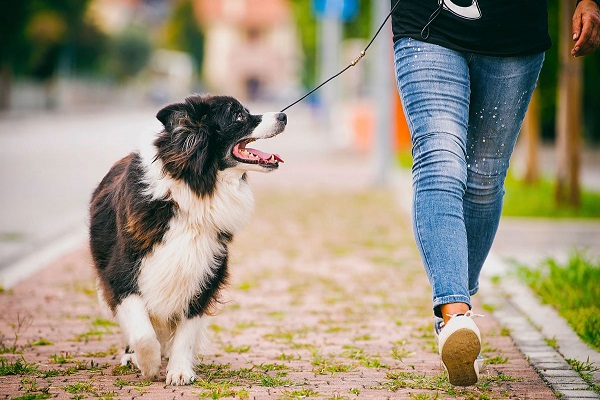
xmin=120 ymin=352 xmax=136 ymax=366
xmin=134 ymin=337 xmax=162 ymax=379
xmin=165 ymin=367 xmax=196 ymax=386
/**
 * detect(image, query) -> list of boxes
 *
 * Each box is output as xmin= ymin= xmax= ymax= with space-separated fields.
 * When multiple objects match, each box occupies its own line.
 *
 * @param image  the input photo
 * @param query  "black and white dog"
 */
xmin=89 ymin=94 xmax=286 ymax=385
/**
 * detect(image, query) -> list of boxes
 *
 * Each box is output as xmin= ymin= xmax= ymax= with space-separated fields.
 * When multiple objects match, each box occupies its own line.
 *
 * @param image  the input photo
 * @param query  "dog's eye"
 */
xmin=236 ymin=113 xmax=247 ymax=122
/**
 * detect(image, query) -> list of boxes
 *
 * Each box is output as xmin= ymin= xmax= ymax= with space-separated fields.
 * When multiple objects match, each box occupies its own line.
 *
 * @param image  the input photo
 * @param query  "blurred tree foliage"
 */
xmin=1 ymin=0 xmax=106 ymax=79
xmin=106 ymin=25 xmax=152 ymax=82
xmin=538 ymin=0 xmax=600 ymax=144
xmin=161 ymin=0 xmax=204 ymax=76
xmin=0 ymin=0 xmax=106 ymax=108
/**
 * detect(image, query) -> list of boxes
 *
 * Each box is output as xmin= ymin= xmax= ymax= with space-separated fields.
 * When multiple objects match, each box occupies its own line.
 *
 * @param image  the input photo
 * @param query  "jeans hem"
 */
xmin=432 ymin=295 xmax=472 ymax=318
xmin=469 ymin=285 xmax=479 ymax=296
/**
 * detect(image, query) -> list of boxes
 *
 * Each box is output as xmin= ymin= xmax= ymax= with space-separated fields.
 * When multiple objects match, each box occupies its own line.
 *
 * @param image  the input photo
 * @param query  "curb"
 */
xmin=0 ymin=228 xmax=87 ymax=289
xmin=481 ymin=255 xmax=600 ymax=399
xmin=392 ymin=169 xmax=600 ymax=399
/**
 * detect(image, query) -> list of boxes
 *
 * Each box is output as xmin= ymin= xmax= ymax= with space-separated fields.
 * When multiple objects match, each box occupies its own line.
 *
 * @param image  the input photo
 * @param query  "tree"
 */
xmin=0 ymin=3 xmax=31 ymax=109
xmin=0 ymin=0 xmax=106 ymax=109
xmin=555 ymin=0 xmax=582 ymax=207
xmin=161 ymin=0 xmax=205 ymax=76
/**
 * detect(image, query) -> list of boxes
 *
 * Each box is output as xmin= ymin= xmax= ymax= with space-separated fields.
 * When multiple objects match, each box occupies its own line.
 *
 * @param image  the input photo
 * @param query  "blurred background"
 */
xmin=0 ymin=0 xmax=599 ymax=277
xmin=1 ymin=0 xmax=599 ymax=140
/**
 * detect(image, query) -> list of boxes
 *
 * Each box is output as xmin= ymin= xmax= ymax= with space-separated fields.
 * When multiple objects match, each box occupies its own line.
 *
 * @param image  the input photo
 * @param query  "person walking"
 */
xmin=391 ymin=0 xmax=600 ymax=387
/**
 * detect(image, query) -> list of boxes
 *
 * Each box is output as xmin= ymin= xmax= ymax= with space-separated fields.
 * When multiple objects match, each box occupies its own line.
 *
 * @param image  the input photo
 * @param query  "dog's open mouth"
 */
xmin=232 ymin=139 xmax=284 ymax=167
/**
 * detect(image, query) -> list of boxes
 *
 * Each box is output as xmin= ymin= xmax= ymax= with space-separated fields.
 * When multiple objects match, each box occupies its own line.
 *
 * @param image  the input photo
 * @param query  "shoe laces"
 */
xmin=446 ymin=310 xmax=484 ymax=319
xmin=435 ymin=311 xmax=484 ymax=336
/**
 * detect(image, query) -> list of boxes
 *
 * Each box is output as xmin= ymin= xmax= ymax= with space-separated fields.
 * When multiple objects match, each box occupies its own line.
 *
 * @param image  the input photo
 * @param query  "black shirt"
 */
xmin=391 ymin=0 xmax=552 ymax=56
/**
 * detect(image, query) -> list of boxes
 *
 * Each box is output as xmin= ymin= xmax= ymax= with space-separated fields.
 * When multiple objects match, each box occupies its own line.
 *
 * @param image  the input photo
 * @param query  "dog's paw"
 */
xmin=120 ymin=352 xmax=136 ymax=367
xmin=165 ymin=367 xmax=196 ymax=386
xmin=134 ymin=337 xmax=162 ymax=379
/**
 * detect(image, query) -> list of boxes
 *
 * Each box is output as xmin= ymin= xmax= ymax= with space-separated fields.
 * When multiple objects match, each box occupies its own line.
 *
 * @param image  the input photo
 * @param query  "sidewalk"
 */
xmin=0 ymin=106 xmax=585 ymax=399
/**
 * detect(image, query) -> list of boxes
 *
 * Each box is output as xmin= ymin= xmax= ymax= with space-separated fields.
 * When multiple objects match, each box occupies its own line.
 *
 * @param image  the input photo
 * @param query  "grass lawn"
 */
xmin=502 ymin=173 xmax=600 ymax=218
xmin=517 ymin=253 xmax=600 ymax=352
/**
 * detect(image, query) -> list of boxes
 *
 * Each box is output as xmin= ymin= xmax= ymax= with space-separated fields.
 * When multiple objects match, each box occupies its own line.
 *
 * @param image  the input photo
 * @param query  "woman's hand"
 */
xmin=572 ymin=0 xmax=600 ymax=56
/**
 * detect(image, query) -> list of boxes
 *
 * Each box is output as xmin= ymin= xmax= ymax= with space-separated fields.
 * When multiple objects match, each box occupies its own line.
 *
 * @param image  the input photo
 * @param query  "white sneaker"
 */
xmin=436 ymin=311 xmax=483 ymax=386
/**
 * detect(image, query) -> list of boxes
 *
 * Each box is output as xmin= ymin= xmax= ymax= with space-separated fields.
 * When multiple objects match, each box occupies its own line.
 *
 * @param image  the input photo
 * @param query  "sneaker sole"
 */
xmin=440 ymin=327 xmax=481 ymax=386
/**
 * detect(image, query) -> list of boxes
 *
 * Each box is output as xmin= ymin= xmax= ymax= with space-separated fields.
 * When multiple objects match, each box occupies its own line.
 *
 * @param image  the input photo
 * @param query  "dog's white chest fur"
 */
xmin=138 ymin=152 xmax=254 ymax=322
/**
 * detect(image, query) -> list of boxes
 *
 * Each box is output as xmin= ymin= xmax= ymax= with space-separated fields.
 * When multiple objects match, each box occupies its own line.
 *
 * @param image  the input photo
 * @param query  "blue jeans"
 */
xmin=393 ymin=37 xmax=544 ymax=318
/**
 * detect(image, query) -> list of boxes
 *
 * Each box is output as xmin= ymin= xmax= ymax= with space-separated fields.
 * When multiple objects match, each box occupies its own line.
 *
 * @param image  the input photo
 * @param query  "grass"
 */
xmin=382 ymin=370 xmax=521 ymax=397
xmin=193 ymin=362 xmax=295 ymax=392
xmin=0 ymin=357 xmax=38 ymax=376
xmin=566 ymin=358 xmax=600 ymax=396
xmin=517 ymin=252 xmax=600 ymax=350
xmin=72 ymin=317 xmax=118 ymax=342
xmin=502 ymin=173 xmax=600 ymax=218
xmin=30 ymin=338 xmax=53 ymax=347
xmin=278 ymin=388 xmax=320 ymax=399
xmin=311 ymin=352 xmax=355 ymax=375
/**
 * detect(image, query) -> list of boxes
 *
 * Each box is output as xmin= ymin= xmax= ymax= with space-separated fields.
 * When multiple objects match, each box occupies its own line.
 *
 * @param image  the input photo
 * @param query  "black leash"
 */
xmin=280 ymin=0 xmax=402 ymax=113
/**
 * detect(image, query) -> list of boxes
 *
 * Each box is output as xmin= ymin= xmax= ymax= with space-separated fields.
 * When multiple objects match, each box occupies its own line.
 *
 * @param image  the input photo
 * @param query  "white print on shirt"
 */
xmin=440 ymin=0 xmax=482 ymax=20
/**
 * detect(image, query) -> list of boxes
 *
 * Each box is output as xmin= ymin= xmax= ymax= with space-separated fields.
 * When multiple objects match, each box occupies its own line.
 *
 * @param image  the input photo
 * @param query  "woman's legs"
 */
xmin=394 ymin=37 xmax=544 ymax=318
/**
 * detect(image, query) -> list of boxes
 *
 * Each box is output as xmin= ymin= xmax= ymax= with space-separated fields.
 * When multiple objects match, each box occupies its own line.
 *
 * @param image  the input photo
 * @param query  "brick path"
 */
xmin=0 ymin=113 xmax=558 ymax=399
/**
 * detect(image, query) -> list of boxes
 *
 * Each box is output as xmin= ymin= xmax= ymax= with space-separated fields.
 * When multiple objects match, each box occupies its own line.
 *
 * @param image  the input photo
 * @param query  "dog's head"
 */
xmin=154 ymin=94 xmax=287 ymax=196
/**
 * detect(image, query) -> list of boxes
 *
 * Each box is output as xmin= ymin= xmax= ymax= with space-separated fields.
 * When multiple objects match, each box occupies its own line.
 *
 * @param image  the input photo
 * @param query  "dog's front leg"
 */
xmin=165 ymin=315 xmax=206 ymax=385
xmin=115 ymin=295 xmax=161 ymax=380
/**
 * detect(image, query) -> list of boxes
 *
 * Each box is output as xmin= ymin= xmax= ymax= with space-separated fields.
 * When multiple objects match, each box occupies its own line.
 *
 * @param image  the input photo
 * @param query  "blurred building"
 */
xmin=195 ymin=0 xmax=301 ymax=101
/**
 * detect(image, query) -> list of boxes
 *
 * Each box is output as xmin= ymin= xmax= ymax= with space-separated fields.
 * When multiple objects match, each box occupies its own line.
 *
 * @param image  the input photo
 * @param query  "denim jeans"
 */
xmin=393 ymin=37 xmax=544 ymax=317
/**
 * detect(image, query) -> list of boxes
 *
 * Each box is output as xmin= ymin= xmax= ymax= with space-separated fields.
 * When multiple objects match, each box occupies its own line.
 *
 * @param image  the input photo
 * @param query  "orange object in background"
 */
xmin=351 ymin=101 xmax=375 ymax=155
xmin=350 ymin=92 xmax=411 ymax=155
xmin=394 ymin=92 xmax=411 ymax=152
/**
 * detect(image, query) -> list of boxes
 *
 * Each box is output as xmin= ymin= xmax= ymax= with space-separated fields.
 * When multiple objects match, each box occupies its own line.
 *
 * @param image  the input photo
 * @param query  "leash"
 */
xmin=280 ymin=0 xmax=402 ymax=113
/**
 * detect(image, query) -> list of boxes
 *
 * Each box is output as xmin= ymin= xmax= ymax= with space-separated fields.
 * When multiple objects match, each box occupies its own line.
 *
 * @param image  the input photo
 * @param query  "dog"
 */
xmin=89 ymin=94 xmax=287 ymax=385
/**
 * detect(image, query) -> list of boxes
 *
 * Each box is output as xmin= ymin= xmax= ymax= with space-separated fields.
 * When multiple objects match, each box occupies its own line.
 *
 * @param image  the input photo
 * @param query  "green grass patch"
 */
xmin=484 ymin=356 xmax=509 ymax=365
xmin=566 ymin=358 xmax=600 ymax=395
xmin=63 ymin=381 xmax=97 ymax=394
xmin=49 ymin=352 xmax=74 ymax=365
xmin=342 ymin=346 xmax=387 ymax=369
xmin=311 ymin=352 xmax=355 ymax=375
xmin=222 ymin=344 xmax=251 ymax=354
xmin=113 ymin=377 xmax=152 ymax=389
xmin=517 ymin=253 xmax=600 ymax=350
xmin=502 ymin=174 xmax=600 ymax=218
xmin=72 ymin=318 xmax=118 ymax=342
xmin=278 ymin=388 xmax=320 ymax=399
xmin=11 ymin=394 xmax=52 ymax=400
xmin=0 ymin=357 xmax=38 ymax=376
xmin=30 ymin=338 xmax=53 ymax=347
xmin=193 ymin=362 xmax=295 ymax=390
xmin=83 ymin=344 xmax=119 ymax=357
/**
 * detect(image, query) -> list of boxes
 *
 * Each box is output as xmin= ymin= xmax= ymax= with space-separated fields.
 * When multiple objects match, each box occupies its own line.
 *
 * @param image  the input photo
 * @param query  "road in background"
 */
xmin=0 ymin=107 xmax=161 ymax=271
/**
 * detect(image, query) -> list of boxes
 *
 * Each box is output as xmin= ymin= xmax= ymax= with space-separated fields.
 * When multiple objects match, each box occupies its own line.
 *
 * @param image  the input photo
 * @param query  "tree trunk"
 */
xmin=555 ymin=0 xmax=582 ymax=207
xmin=522 ymin=89 xmax=541 ymax=184
xmin=0 ymin=66 xmax=12 ymax=111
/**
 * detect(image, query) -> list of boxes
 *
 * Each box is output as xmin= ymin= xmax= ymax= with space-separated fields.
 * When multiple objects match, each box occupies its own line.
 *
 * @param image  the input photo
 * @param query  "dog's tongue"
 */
xmin=247 ymin=147 xmax=284 ymax=163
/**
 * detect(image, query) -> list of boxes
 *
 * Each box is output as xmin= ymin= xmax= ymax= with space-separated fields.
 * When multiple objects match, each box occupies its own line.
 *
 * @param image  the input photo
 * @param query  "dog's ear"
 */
xmin=156 ymin=103 xmax=187 ymax=128
xmin=157 ymin=97 xmax=211 ymax=129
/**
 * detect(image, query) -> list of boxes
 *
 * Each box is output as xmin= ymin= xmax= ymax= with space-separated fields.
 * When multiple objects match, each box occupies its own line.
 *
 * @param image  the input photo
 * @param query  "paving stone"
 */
xmin=557 ymin=389 xmax=600 ymax=399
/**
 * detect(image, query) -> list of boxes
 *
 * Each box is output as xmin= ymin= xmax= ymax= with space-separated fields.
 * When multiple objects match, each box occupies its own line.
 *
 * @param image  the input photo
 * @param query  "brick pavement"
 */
xmin=0 ymin=137 xmax=560 ymax=399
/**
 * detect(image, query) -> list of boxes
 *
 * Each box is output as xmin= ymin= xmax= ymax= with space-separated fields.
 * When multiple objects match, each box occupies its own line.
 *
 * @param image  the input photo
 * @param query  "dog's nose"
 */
xmin=276 ymin=113 xmax=287 ymax=125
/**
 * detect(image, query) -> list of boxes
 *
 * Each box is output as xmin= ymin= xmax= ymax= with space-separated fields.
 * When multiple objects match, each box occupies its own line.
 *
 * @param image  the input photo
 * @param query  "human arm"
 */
xmin=572 ymin=0 xmax=600 ymax=56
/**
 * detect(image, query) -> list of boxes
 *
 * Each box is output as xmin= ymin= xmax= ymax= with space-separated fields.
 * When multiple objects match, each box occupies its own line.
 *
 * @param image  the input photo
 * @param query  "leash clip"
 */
xmin=351 ymin=50 xmax=366 ymax=67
